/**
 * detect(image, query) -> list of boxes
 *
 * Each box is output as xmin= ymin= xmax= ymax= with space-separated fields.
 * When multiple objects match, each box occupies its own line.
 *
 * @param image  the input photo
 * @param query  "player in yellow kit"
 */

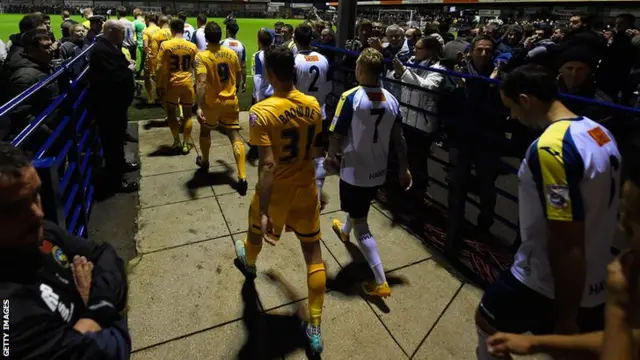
xmin=156 ymin=19 xmax=198 ymax=154
xmin=233 ymin=45 xmax=326 ymax=354
xmin=142 ymin=14 xmax=160 ymax=104
xmin=194 ymin=21 xmax=248 ymax=193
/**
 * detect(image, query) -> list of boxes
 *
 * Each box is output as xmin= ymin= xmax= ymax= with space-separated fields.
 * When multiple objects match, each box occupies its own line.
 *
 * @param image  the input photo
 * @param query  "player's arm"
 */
xmin=195 ymin=53 xmax=207 ymax=106
xmin=240 ymin=46 xmax=247 ymax=91
xmin=155 ymin=43 xmax=167 ymax=89
xmin=249 ymin=111 xmax=275 ymax=214
xmin=253 ymin=53 xmax=264 ymax=100
xmin=326 ymin=92 xmax=353 ymax=168
xmin=534 ymin=140 xmax=586 ymax=334
xmin=390 ymin=116 xmax=409 ymax=172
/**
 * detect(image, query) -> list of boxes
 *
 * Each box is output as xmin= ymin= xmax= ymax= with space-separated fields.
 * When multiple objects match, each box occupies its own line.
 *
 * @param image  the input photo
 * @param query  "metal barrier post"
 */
xmin=336 ymin=0 xmax=357 ymax=49
xmin=34 ymin=157 xmax=65 ymax=229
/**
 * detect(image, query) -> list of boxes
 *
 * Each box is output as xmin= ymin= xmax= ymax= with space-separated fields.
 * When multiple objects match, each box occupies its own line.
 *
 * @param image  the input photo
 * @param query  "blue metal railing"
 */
xmin=1 ymin=43 xmax=100 ymax=238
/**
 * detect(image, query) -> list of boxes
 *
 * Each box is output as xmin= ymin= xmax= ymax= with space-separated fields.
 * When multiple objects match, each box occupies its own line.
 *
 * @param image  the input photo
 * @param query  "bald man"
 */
xmin=89 ymin=20 xmax=140 ymax=192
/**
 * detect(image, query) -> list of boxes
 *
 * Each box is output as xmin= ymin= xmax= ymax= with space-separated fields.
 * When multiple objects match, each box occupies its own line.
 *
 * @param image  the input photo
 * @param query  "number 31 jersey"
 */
xmin=249 ymin=89 xmax=322 ymax=186
xmin=294 ymin=50 xmax=330 ymax=120
xmin=195 ymin=46 xmax=240 ymax=103
xmin=513 ymin=117 xmax=621 ymax=307
xmin=330 ymin=86 xmax=402 ymax=188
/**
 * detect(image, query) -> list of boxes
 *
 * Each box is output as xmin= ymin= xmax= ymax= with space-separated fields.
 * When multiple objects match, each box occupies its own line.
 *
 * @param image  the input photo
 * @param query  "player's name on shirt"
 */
xmin=274 ymin=105 xmax=319 ymax=125
xmin=214 ymin=51 xmax=236 ymax=60
xmin=162 ymin=42 xmax=194 ymax=52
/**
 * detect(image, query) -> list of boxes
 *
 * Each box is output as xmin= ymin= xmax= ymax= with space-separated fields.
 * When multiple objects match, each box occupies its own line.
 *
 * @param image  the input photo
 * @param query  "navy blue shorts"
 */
xmin=478 ymin=270 xmax=604 ymax=334
xmin=339 ymin=180 xmax=377 ymax=219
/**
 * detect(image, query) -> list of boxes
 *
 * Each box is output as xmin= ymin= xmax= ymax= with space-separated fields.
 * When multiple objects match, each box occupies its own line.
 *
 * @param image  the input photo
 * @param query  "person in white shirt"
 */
xmin=116 ymin=6 xmax=136 ymax=63
xmin=191 ymin=14 xmax=207 ymax=51
xmin=253 ymin=28 xmax=274 ymax=102
xmin=293 ymin=23 xmax=331 ymax=202
xmin=221 ymin=22 xmax=247 ymax=93
xmin=178 ymin=13 xmax=194 ymax=42
xmin=475 ymin=64 xmax=621 ymax=360
xmin=325 ymin=48 xmax=412 ymax=298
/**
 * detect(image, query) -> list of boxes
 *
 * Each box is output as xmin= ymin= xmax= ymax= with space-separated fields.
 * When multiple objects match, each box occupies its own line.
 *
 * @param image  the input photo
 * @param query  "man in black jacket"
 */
xmin=0 ymin=142 xmax=130 ymax=360
xmin=88 ymin=20 xmax=139 ymax=193
xmin=1 ymin=30 xmax=58 ymax=149
xmin=5 ymin=13 xmax=46 ymax=66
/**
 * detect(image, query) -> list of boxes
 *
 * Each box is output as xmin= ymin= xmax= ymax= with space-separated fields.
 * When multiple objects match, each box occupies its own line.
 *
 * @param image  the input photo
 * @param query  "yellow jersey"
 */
xmin=142 ymin=24 xmax=160 ymax=51
xmin=249 ymin=89 xmax=322 ymax=185
xmin=150 ymin=27 xmax=171 ymax=59
xmin=195 ymin=46 xmax=241 ymax=102
xmin=156 ymin=38 xmax=198 ymax=88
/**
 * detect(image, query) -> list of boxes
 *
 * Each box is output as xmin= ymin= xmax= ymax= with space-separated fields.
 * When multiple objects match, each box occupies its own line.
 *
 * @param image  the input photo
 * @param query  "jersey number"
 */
xmin=608 ymin=155 xmax=620 ymax=208
xmin=217 ymin=63 xmax=230 ymax=82
xmin=308 ymin=65 xmax=319 ymax=92
xmin=279 ymin=125 xmax=316 ymax=163
xmin=169 ymin=55 xmax=192 ymax=72
xmin=371 ymin=108 xmax=385 ymax=143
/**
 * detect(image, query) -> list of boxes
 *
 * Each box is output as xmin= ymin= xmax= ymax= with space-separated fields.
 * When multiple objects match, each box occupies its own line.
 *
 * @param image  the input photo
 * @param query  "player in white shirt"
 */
xmin=178 ymin=13 xmax=195 ymax=41
xmin=221 ymin=22 xmax=247 ymax=93
xmin=325 ymin=48 xmax=412 ymax=298
xmin=475 ymin=64 xmax=621 ymax=360
xmin=252 ymin=29 xmax=274 ymax=102
xmin=191 ymin=14 xmax=207 ymax=51
xmin=293 ymin=23 xmax=332 ymax=202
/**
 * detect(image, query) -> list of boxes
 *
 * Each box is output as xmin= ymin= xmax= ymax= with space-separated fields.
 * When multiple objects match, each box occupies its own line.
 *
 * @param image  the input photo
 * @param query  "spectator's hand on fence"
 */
xmin=71 ymin=255 xmax=93 ymax=306
xmin=392 ymin=58 xmax=405 ymax=78
xmin=73 ymin=318 xmax=102 ymax=334
xmin=399 ymin=168 xmax=412 ymax=191
xmin=368 ymin=37 xmax=383 ymax=51
xmin=487 ymin=333 xmax=535 ymax=357
xmin=606 ymin=250 xmax=640 ymax=313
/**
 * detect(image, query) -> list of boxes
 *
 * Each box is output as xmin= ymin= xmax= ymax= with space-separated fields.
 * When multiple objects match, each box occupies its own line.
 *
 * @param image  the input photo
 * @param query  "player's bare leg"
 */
xmin=144 ymin=74 xmax=155 ymax=105
xmin=312 ymin=141 xmax=328 ymax=209
xmin=226 ymin=129 xmax=248 ymax=195
xmin=300 ymin=240 xmax=326 ymax=354
xmin=165 ymin=103 xmax=182 ymax=150
xmin=196 ymin=121 xmax=211 ymax=170
xmin=180 ymin=105 xmax=194 ymax=154
xmin=234 ymin=230 xmax=261 ymax=276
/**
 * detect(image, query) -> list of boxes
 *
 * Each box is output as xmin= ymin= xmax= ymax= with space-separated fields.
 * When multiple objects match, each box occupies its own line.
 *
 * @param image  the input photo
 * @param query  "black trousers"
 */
xmin=446 ymin=143 xmax=499 ymax=251
xmin=95 ymin=107 xmax=128 ymax=182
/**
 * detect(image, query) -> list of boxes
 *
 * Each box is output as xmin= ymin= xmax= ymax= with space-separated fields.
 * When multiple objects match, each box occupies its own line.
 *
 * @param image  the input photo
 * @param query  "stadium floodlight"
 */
xmin=377 ymin=9 xmax=415 ymax=27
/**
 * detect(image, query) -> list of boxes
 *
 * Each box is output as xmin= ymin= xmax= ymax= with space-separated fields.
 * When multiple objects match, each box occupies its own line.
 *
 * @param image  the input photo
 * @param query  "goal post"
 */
xmin=378 ymin=9 xmax=415 ymax=26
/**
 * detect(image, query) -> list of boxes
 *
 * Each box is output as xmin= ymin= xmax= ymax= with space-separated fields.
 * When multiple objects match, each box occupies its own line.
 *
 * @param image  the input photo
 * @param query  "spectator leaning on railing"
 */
xmin=0 ymin=142 xmax=131 ymax=360
xmin=0 ymin=30 xmax=58 ymax=148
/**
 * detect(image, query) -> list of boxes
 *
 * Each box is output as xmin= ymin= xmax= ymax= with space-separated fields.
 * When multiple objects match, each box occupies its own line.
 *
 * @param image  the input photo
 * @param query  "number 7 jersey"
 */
xmin=249 ymin=89 xmax=322 ymax=186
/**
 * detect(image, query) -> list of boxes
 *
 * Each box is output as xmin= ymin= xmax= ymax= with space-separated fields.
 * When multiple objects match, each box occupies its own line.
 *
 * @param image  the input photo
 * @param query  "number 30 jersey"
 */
xmin=513 ymin=117 xmax=621 ymax=307
xmin=195 ymin=46 xmax=240 ymax=103
xmin=156 ymin=38 xmax=198 ymax=89
xmin=249 ymin=89 xmax=322 ymax=186
xmin=294 ymin=50 xmax=330 ymax=120
xmin=330 ymin=86 xmax=402 ymax=188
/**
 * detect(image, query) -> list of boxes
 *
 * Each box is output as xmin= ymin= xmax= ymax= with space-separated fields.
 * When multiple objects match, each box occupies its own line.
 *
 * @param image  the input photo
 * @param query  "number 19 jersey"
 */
xmin=249 ymin=89 xmax=322 ymax=186
xmin=295 ymin=50 xmax=330 ymax=120
xmin=330 ymin=86 xmax=402 ymax=188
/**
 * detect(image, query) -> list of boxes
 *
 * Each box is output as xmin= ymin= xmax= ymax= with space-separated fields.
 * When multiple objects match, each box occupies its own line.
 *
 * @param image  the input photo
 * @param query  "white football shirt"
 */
xmin=513 ymin=117 xmax=621 ymax=307
xmin=192 ymin=27 xmax=206 ymax=50
xmin=252 ymin=50 xmax=273 ymax=101
xmin=295 ymin=50 xmax=330 ymax=120
xmin=183 ymin=23 xmax=195 ymax=42
xmin=221 ymin=37 xmax=247 ymax=65
xmin=330 ymin=86 xmax=402 ymax=187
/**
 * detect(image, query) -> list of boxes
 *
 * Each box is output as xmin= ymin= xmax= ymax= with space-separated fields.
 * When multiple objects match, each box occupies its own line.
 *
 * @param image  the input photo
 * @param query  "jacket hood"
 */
xmin=3 ymin=48 xmax=45 ymax=73
xmin=9 ymin=32 xmax=22 ymax=46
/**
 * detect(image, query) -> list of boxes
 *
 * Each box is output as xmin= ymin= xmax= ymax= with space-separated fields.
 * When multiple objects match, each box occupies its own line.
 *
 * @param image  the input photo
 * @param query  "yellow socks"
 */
xmin=244 ymin=237 xmax=261 ymax=266
xmin=232 ymin=140 xmax=246 ymax=179
xmin=199 ymin=134 xmax=211 ymax=163
xmin=168 ymin=116 xmax=180 ymax=139
xmin=307 ymin=263 xmax=326 ymax=326
xmin=182 ymin=116 xmax=193 ymax=144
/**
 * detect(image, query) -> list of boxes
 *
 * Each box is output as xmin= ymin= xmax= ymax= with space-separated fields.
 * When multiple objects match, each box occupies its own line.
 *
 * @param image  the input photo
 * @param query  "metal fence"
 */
xmin=0 ymin=44 xmax=100 ymax=238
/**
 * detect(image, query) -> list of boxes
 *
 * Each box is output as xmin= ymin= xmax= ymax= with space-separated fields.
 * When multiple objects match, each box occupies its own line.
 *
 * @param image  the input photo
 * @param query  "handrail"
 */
xmin=312 ymin=43 xmax=640 ymax=115
xmin=0 ymin=43 xmax=95 ymax=119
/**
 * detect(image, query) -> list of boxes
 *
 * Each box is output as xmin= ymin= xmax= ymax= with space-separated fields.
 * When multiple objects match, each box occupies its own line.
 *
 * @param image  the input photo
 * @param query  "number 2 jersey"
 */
xmin=330 ymin=86 xmax=402 ymax=188
xmin=195 ymin=45 xmax=240 ymax=105
xmin=294 ymin=50 xmax=330 ymax=120
xmin=513 ymin=117 xmax=621 ymax=307
xmin=249 ymin=89 xmax=322 ymax=186
xmin=156 ymin=37 xmax=198 ymax=89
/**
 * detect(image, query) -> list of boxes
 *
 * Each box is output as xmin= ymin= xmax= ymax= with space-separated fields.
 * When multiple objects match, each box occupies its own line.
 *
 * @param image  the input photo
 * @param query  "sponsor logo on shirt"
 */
xmin=587 ymin=126 xmax=611 ymax=147
xmin=52 ymin=246 xmax=70 ymax=269
xmin=40 ymin=284 xmax=74 ymax=323
xmin=546 ymin=184 xmax=569 ymax=209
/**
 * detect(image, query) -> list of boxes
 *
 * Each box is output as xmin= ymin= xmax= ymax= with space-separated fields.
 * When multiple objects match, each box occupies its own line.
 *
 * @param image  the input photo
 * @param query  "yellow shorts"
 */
xmin=200 ymin=99 xmax=240 ymax=130
xmin=145 ymin=59 xmax=156 ymax=76
xmin=164 ymin=85 xmax=195 ymax=106
xmin=249 ymin=183 xmax=321 ymax=242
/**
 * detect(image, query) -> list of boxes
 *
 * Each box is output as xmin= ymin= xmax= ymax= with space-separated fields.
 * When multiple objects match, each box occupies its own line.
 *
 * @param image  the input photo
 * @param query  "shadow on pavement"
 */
xmin=237 ymin=272 xmax=320 ymax=360
xmin=185 ymin=160 xmax=244 ymax=198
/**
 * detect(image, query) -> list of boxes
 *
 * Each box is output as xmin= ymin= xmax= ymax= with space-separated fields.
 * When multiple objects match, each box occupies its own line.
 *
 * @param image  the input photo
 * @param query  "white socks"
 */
xmin=314 ymin=157 xmax=326 ymax=199
xmin=353 ymin=221 xmax=386 ymax=285
xmin=341 ymin=215 xmax=352 ymax=235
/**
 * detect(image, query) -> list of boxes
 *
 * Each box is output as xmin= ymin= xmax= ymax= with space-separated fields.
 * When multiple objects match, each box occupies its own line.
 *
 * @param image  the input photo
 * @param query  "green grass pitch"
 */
xmin=0 ymin=14 xmax=306 ymax=119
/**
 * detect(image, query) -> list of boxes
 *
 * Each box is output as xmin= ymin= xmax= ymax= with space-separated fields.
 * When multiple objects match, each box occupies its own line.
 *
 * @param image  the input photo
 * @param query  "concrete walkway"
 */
xmin=126 ymin=114 xmax=533 ymax=360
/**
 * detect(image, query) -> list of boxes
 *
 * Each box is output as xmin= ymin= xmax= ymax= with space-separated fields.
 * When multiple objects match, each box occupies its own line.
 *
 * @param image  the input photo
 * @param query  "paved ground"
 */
xmin=126 ymin=114 xmax=548 ymax=360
